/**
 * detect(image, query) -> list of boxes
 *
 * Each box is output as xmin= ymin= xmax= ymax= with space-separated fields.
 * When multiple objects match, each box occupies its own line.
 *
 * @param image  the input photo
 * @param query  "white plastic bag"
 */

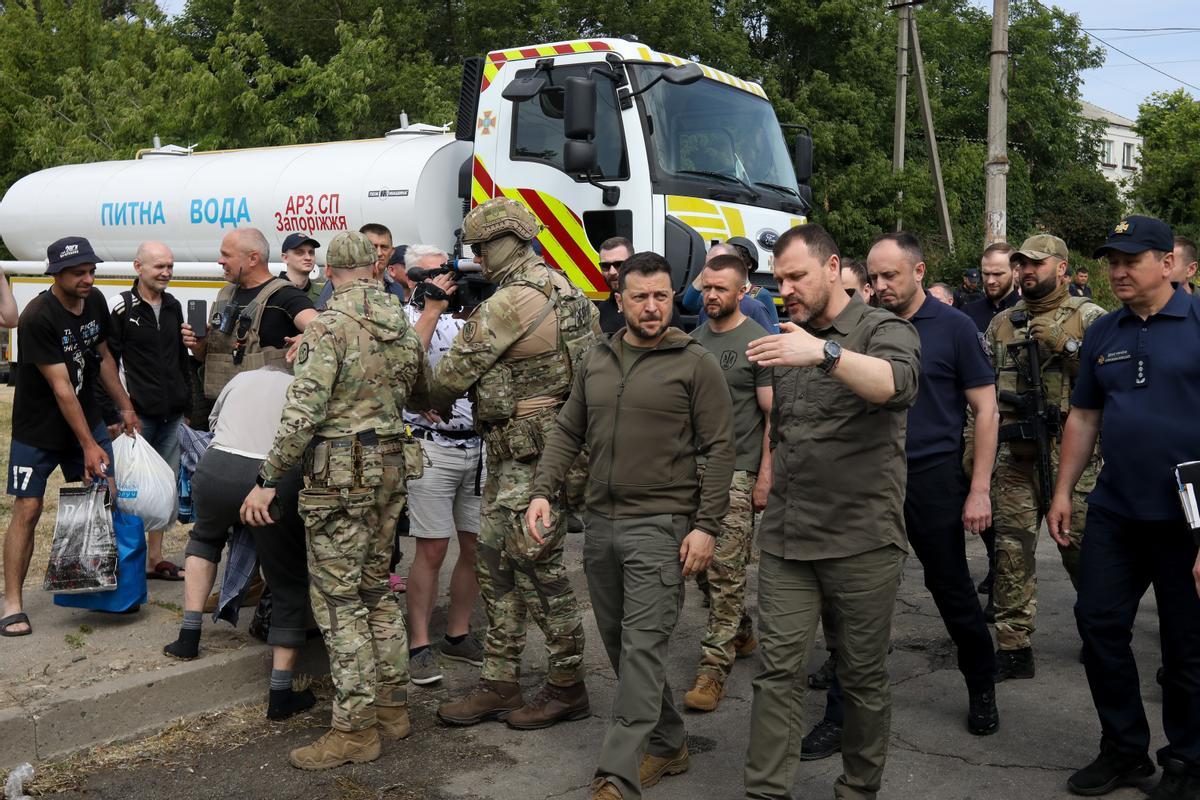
xmin=112 ymin=433 xmax=178 ymax=531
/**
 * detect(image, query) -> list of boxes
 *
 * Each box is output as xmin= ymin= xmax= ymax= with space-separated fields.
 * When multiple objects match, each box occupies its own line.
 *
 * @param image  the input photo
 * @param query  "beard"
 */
xmin=705 ymin=296 xmax=738 ymax=320
xmin=1022 ymin=272 xmax=1058 ymax=300
xmin=785 ymin=280 xmax=830 ymax=326
xmin=985 ymin=278 xmax=1012 ymax=300
xmin=626 ymin=315 xmax=664 ymax=339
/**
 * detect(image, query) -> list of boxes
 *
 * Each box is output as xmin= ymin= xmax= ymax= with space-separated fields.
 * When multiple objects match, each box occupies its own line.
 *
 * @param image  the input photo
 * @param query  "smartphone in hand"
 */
xmin=187 ymin=300 xmax=208 ymax=338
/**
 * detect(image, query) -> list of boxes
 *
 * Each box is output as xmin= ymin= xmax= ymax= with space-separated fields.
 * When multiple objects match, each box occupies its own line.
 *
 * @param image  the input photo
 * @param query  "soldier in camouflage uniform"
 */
xmin=432 ymin=197 xmax=600 ymax=730
xmin=241 ymin=231 xmax=431 ymax=770
xmin=985 ymin=234 xmax=1105 ymax=681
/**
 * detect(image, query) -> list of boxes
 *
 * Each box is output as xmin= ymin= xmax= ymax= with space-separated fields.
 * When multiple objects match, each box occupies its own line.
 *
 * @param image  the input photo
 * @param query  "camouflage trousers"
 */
xmin=992 ymin=443 xmax=1099 ymax=651
xmin=300 ymin=461 xmax=409 ymax=731
xmin=564 ymin=449 xmax=589 ymax=514
xmin=477 ymin=450 xmax=585 ymax=686
xmin=697 ymin=470 xmax=756 ymax=681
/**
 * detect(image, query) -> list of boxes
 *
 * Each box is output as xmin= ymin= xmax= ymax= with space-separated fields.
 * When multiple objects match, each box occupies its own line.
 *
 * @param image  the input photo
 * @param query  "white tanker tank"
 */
xmin=0 ymin=125 xmax=472 ymax=270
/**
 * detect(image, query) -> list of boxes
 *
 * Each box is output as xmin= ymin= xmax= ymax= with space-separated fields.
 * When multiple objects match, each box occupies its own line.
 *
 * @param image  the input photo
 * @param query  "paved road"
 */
xmin=45 ymin=533 xmax=1167 ymax=800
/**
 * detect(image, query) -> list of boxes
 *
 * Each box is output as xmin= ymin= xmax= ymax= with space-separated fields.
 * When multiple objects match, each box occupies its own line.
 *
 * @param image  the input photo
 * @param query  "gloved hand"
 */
xmin=1028 ymin=318 xmax=1069 ymax=352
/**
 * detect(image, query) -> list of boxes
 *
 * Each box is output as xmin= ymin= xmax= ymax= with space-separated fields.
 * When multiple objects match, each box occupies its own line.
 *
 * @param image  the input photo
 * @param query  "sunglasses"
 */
xmin=469 ymin=243 xmax=482 ymax=257
xmin=599 ymin=260 xmax=625 ymax=271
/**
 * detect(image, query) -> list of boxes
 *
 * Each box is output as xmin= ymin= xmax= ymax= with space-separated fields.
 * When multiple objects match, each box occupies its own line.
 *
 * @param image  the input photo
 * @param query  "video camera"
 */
xmin=408 ymin=258 xmax=496 ymax=314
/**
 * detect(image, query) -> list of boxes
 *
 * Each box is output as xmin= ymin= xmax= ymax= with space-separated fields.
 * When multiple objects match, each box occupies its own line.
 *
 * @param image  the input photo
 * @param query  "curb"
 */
xmin=1 ymin=644 xmax=272 ymax=769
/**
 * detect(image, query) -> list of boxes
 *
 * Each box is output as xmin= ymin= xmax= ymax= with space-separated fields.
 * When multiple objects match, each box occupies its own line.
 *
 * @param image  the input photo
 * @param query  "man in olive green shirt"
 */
xmin=684 ymin=252 xmax=774 ymax=712
xmin=744 ymin=224 xmax=920 ymax=800
xmin=527 ymin=252 xmax=735 ymax=800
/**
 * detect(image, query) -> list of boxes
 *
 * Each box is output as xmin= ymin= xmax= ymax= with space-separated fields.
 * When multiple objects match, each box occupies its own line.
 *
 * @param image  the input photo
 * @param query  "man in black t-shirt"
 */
xmin=182 ymin=227 xmax=316 ymax=399
xmin=1 ymin=236 xmax=140 ymax=637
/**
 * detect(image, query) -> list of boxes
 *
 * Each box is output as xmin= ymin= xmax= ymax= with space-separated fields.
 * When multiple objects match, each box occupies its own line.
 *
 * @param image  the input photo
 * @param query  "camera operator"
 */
xmin=401 ymin=244 xmax=486 ymax=685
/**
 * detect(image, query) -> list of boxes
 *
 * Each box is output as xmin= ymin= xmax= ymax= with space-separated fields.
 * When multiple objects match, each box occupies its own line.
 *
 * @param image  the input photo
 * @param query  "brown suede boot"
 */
xmin=505 ymin=681 xmax=590 ymax=730
xmin=639 ymin=742 xmax=690 ymax=788
xmin=683 ymin=674 xmax=725 ymax=712
xmin=590 ymin=778 xmax=623 ymax=799
xmin=733 ymin=628 xmax=758 ymax=658
xmin=287 ymin=727 xmax=380 ymax=770
xmin=376 ymin=705 xmax=411 ymax=740
xmin=436 ymin=679 xmax=523 ymax=726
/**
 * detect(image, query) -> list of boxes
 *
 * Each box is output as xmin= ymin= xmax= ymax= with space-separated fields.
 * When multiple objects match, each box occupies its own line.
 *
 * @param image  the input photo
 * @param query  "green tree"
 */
xmin=1132 ymin=89 xmax=1200 ymax=240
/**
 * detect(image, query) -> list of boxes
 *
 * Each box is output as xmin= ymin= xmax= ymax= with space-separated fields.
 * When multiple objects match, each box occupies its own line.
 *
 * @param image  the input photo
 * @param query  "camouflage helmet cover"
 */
xmin=325 ymin=230 xmax=376 ymax=269
xmin=462 ymin=197 xmax=541 ymax=244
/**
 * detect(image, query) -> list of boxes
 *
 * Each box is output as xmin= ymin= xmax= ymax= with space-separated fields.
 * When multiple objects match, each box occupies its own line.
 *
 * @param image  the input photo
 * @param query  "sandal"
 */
xmin=0 ymin=612 xmax=32 ymax=637
xmin=389 ymin=574 xmax=407 ymax=593
xmin=147 ymin=561 xmax=185 ymax=581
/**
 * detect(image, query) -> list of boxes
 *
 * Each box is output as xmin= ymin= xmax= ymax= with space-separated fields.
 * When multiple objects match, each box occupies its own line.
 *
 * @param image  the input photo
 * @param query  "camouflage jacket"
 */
xmin=428 ymin=260 xmax=600 ymax=413
xmin=260 ymin=278 xmax=431 ymax=481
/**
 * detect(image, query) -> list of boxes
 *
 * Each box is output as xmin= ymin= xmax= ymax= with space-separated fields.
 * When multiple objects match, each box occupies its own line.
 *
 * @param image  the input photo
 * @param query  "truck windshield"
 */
xmin=630 ymin=64 xmax=800 ymax=206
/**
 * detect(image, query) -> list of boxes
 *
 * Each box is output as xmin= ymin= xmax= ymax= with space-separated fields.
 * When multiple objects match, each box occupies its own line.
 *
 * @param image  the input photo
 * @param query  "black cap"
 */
xmin=727 ymin=236 xmax=760 ymax=270
xmin=281 ymin=232 xmax=320 ymax=252
xmin=388 ymin=244 xmax=408 ymax=267
xmin=46 ymin=236 xmax=102 ymax=275
xmin=964 ymin=268 xmax=981 ymax=281
xmin=1093 ymin=215 xmax=1173 ymax=259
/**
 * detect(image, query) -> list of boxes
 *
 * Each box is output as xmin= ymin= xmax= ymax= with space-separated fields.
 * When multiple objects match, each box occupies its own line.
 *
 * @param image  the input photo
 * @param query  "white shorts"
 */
xmin=407 ymin=438 xmax=485 ymax=538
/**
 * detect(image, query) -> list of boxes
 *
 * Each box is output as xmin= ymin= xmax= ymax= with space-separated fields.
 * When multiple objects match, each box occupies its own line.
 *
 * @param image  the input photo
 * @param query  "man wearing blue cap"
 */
xmin=1051 ymin=215 xmax=1200 ymax=800
xmin=1 ymin=236 xmax=140 ymax=637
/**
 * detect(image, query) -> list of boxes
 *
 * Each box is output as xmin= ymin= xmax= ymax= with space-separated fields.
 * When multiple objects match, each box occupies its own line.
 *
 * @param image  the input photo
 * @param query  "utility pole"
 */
xmin=892 ymin=2 xmax=910 ymax=231
xmin=908 ymin=12 xmax=955 ymax=252
xmin=984 ymin=0 xmax=1010 ymax=245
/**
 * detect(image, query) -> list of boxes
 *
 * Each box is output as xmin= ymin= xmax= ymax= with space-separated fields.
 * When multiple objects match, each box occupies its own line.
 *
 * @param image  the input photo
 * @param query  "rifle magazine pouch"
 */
xmin=403 ymin=438 xmax=425 ymax=481
xmin=474 ymin=363 xmax=515 ymax=422
xmin=503 ymin=416 xmax=544 ymax=463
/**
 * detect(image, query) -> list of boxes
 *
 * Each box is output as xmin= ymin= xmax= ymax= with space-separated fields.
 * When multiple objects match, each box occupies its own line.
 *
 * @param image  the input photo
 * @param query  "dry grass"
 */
xmin=0 ymin=386 xmax=190 ymax=585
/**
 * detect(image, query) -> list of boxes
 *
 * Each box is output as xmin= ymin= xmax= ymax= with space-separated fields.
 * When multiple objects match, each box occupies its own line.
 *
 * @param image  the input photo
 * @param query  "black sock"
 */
xmin=409 ymin=644 xmax=430 ymax=657
xmin=164 ymin=627 xmax=201 ymax=659
xmin=444 ymin=633 xmax=467 ymax=646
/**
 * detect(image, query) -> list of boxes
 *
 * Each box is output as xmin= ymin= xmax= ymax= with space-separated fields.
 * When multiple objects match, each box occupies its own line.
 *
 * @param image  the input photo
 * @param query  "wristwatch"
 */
xmin=255 ymin=474 xmax=277 ymax=489
xmin=1063 ymin=338 xmax=1081 ymax=356
xmin=818 ymin=340 xmax=843 ymax=374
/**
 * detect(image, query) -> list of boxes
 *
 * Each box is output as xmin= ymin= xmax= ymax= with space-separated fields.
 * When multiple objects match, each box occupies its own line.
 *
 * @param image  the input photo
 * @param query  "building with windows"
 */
xmin=1082 ymin=101 xmax=1140 ymax=197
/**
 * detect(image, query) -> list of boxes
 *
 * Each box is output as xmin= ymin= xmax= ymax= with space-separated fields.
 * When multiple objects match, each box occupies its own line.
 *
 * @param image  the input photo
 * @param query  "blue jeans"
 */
xmin=137 ymin=413 xmax=183 ymax=474
xmin=1075 ymin=504 xmax=1200 ymax=770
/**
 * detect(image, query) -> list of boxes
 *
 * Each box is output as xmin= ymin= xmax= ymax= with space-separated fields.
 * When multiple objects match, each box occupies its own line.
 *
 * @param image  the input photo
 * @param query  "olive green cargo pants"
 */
xmin=583 ymin=512 xmax=689 ymax=800
xmin=745 ymin=545 xmax=906 ymax=800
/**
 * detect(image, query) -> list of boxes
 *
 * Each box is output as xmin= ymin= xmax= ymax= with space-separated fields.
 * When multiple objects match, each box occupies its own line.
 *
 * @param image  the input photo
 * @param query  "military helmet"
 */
xmin=461 ymin=197 xmax=540 ymax=244
xmin=325 ymin=231 xmax=376 ymax=269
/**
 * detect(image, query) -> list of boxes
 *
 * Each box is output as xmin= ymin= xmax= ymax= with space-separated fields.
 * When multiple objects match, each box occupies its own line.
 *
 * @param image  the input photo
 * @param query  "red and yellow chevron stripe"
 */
xmin=470 ymin=156 xmax=608 ymax=298
xmin=480 ymin=40 xmax=613 ymax=91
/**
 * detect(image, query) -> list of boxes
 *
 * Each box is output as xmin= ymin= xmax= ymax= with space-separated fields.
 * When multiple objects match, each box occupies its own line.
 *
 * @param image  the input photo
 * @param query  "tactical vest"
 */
xmin=994 ymin=295 xmax=1092 ymax=429
xmin=202 ymin=278 xmax=293 ymax=400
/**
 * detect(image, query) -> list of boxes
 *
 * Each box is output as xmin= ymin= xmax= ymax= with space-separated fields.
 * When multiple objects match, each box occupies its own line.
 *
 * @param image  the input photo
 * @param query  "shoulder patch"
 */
xmin=297 ymin=342 xmax=310 ymax=364
xmin=463 ymin=321 xmax=480 ymax=343
xmin=977 ymin=331 xmax=992 ymax=359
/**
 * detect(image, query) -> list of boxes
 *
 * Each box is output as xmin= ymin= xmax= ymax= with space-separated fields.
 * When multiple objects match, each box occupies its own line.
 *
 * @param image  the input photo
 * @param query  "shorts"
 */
xmin=7 ymin=422 xmax=116 ymax=498
xmin=407 ymin=438 xmax=485 ymax=538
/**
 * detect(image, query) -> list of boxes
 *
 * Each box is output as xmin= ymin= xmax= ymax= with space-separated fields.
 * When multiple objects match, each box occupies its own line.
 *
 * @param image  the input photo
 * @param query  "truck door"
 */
xmin=486 ymin=57 xmax=650 ymax=299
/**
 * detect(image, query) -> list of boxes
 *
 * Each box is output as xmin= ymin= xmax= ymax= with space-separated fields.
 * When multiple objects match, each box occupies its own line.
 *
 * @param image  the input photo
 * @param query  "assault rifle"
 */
xmin=997 ymin=310 xmax=1060 ymax=518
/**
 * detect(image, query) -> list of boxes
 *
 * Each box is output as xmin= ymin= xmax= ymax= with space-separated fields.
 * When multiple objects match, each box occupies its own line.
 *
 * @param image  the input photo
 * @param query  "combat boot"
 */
xmin=288 ymin=727 xmax=381 ymax=770
xmin=639 ymin=743 xmax=689 ymax=788
xmin=376 ymin=705 xmax=411 ymax=739
xmin=505 ymin=681 xmax=590 ymax=730
xmin=1067 ymin=742 xmax=1154 ymax=796
xmin=994 ymin=646 xmax=1034 ymax=682
xmin=683 ymin=674 xmax=725 ymax=712
xmin=590 ymin=778 xmax=623 ymax=799
xmin=808 ymin=650 xmax=838 ymax=690
xmin=437 ymin=679 xmax=523 ymax=726
xmin=733 ymin=626 xmax=758 ymax=658
xmin=1150 ymin=758 xmax=1200 ymax=800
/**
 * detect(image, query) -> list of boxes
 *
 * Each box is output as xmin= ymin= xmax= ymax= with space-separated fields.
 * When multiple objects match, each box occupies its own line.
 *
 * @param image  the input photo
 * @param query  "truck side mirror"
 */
xmin=564 ymin=76 xmax=596 ymax=140
xmin=662 ymin=62 xmax=703 ymax=86
xmin=502 ymin=75 xmax=546 ymax=102
xmin=793 ymin=132 xmax=813 ymax=184
xmin=564 ymin=140 xmax=597 ymax=175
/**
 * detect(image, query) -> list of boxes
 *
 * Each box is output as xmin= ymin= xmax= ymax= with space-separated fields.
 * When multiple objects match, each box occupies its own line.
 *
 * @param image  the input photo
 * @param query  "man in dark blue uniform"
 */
xmin=963 ymin=242 xmax=1020 ymax=335
xmin=1050 ymin=215 xmax=1200 ymax=800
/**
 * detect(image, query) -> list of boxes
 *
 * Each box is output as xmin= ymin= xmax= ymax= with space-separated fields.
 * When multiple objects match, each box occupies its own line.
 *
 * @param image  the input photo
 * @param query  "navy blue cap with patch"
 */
xmin=965 ymin=268 xmax=981 ymax=280
xmin=45 ymin=236 xmax=102 ymax=275
xmin=1093 ymin=215 xmax=1173 ymax=259
xmin=281 ymin=232 xmax=320 ymax=252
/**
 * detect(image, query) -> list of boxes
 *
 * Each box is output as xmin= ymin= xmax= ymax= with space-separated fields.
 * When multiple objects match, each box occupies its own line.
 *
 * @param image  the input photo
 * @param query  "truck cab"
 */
xmin=461 ymin=38 xmax=811 ymax=305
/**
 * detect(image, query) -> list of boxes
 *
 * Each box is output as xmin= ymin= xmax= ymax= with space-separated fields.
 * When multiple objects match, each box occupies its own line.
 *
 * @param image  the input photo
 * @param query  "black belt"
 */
xmin=410 ymin=426 xmax=479 ymax=443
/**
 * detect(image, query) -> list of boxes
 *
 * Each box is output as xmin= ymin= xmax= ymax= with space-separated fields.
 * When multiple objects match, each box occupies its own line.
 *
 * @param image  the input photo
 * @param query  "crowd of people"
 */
xmin=0 ymin=204 xmax=1198 ymax=800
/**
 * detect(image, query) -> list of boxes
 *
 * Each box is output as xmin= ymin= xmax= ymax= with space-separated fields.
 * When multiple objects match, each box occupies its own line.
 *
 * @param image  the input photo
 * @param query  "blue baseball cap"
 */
xmin=46 ymin=236 xmax=102 ymax=275
xmin=1093 ymin=215 xmax=1173 ymax=259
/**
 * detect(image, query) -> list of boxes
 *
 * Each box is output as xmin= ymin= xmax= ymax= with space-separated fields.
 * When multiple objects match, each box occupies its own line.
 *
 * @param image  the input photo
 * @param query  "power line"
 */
xmin=1084 ymin=27 xmax=1200 ymax=33
xmin=1083 ymin=29 xmax=1200 ymax=93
